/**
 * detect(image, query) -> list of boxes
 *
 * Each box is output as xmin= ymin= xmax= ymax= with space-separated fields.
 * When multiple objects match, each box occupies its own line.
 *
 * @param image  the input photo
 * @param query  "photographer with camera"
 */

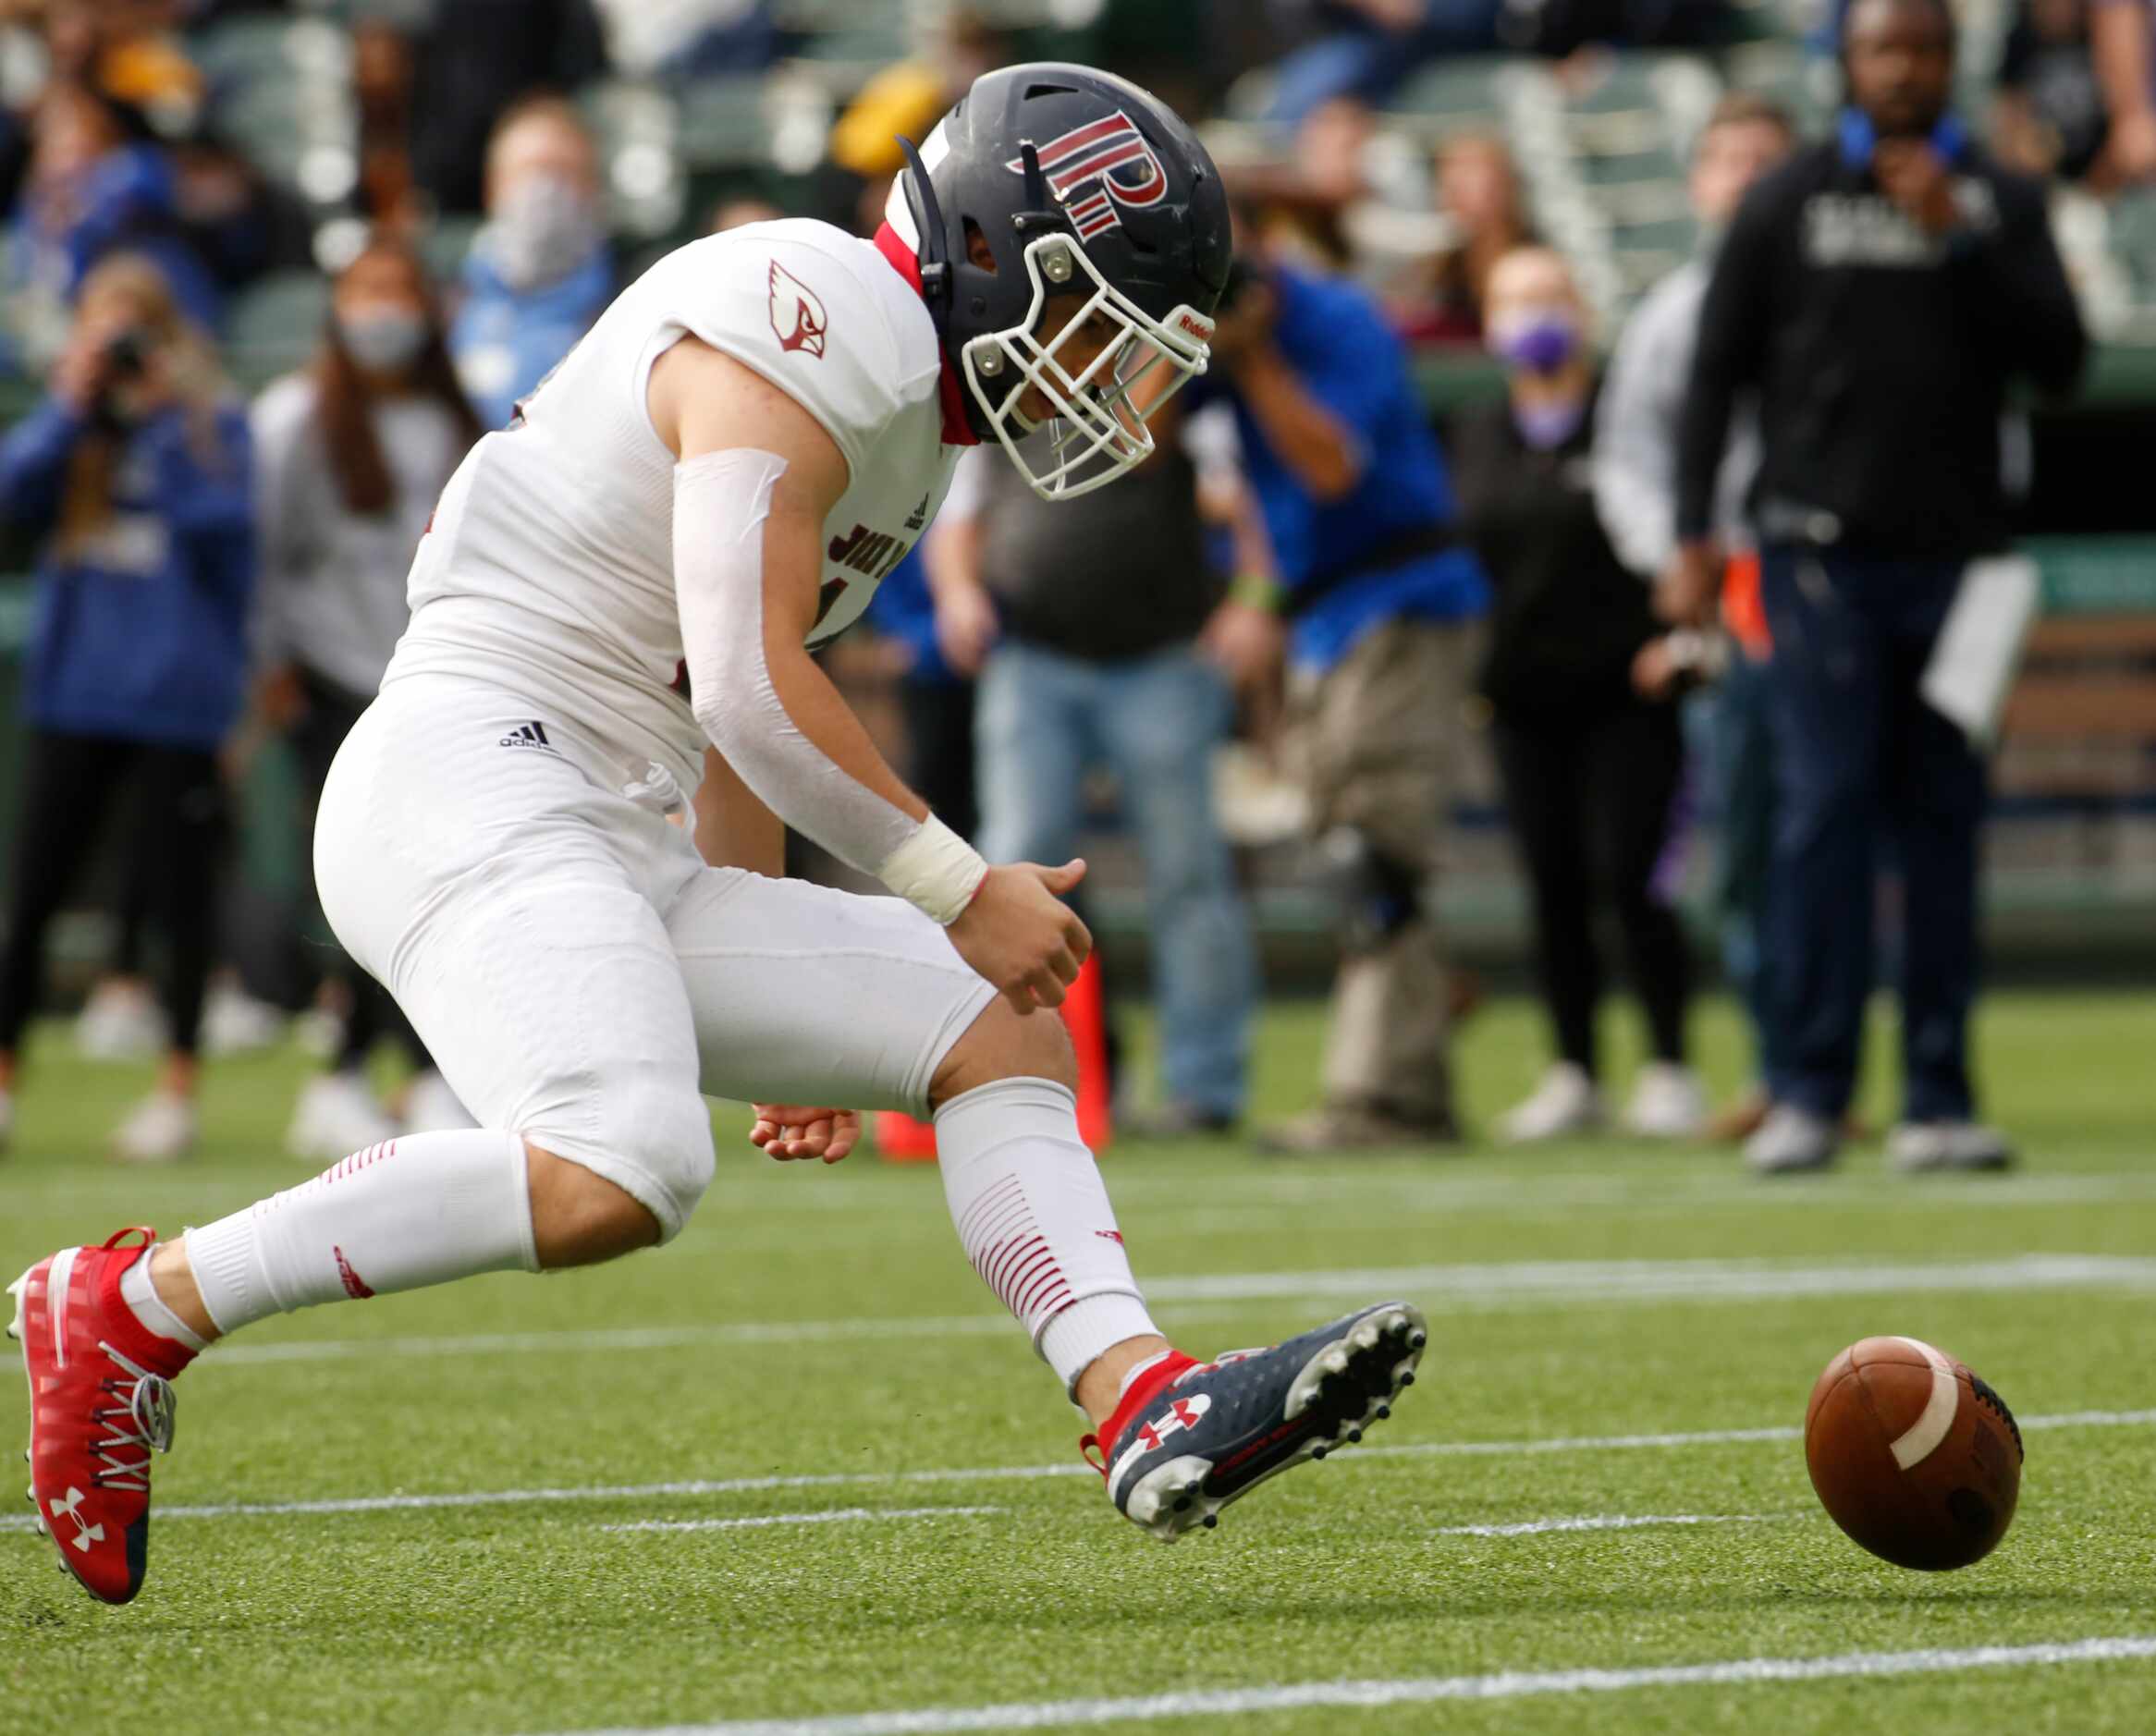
xmin=0 ymin=251 xmax=253 ymax=1163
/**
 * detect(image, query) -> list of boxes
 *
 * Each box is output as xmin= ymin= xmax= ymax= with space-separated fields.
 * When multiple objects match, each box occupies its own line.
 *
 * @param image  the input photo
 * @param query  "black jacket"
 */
xmin=1677 ymin=133 xmax=2087 ymax=560
xmin=1450 ymin=383 xmax=1659 ymax=718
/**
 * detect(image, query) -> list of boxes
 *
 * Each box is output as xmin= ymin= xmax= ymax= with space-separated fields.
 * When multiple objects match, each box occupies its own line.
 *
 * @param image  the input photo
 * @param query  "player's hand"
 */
xmin=1873 ymin=140 xmax=1959 ymax=237
xmin=749 ymin=1105 xmax=861 ymax=1165
xmin=947 ymin=860 xmax=1092 ymax=1015
xmin=933 ymin=581 xmax=999 ymax=679
xmin=1655 ymin=541 xmax=1720 ymax=627
xmin=256 ymin=662 xmax=309 ymax=730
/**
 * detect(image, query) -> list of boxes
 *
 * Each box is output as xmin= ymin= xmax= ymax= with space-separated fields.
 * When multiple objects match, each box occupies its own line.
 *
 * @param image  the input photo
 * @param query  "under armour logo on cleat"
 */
xmin=51 ymin=1487 xmax=104 ymax=1552
xmin=1095 ymin=1230 xmax=1124 ymax=1245
xmin=333 ymin=1247 xmax=375 ymax=1301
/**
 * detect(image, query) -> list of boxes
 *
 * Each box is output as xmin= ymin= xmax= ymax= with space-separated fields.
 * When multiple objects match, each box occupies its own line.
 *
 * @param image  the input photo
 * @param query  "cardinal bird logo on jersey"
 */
xmin=768 ymin=261 xmax=828 ymax=358
xmin=1009 ymin=110 xmax=1169 ymax=241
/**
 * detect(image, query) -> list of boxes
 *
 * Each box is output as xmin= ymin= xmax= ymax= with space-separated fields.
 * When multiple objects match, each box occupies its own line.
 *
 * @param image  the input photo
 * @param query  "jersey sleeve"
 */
xmin=657 ymin=236 xmax=905 ymax=483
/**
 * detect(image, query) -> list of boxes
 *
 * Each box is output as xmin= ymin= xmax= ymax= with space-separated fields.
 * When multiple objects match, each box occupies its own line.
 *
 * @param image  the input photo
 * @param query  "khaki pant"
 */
xmin=1288 ymin=617 xmax=1480 ymax=1123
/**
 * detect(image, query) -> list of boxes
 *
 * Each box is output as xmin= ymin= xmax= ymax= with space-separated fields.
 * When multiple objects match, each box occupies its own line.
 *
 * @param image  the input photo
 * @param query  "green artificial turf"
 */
xmin=3 ymin=990 xmax=2154 ymax=1734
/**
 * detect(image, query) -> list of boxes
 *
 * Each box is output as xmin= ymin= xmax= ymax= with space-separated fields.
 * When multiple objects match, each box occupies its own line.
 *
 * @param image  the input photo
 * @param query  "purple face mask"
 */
xmin=1489 ymin=313 xmax=1579 ymax=376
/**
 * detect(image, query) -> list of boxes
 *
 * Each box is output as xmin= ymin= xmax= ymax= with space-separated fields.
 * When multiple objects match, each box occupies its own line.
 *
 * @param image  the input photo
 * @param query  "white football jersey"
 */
xmin=386 ymin=219 xmax=966 ymax=789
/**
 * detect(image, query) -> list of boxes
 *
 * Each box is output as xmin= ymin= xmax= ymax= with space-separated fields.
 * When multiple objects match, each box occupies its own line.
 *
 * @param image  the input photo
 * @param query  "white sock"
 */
xmin=182 ymin=1130 xmax=537 ymax=1336
xmin=119 ymin=1254 xmax=207 ymax=1353
xmin=935 ymin=1076 xmax=1160 ymax=1391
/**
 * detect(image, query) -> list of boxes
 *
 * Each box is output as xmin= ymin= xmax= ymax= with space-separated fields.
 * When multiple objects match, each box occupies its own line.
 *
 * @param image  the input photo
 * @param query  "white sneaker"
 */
xmin=75 ymin=979 xmax=167 ymax=1061
xmin=1624 ymin=1062 xmax=1708 ymax=1139
xmin=1500 ymin=1062 xmax=1605 ymax=1143
xmin=403 ymin=1069 xmax=478 ymax=1132
xmin=1744 ymin=1104 xmax=1838 ymax=1174
xmin=112 ymin=1091 xmax=196 ymax=1164
xmin=1888 ymin=1120 xmax=2015 ymax=1174
xmin=287 ymin=1070 xmax=398 ymax=1162
xmin=201 ymin=982 xmax=286 ymax=1057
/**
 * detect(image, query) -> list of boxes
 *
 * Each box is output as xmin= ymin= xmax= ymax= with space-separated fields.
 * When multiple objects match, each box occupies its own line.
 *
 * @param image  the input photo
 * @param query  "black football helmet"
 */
xmin=889 ymin=63 xmax=1231 ymax=500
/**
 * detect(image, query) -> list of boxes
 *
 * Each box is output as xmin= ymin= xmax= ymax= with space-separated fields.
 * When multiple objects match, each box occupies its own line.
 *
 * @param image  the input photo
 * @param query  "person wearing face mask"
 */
xmin=1448 ymin=246 xmax=1698 ymax=1146
xmin=0 ymin=251 xmax=251 ymax=1163
xmin=251 ymin=238 xmax=486 ymax=1158
xmin=448 ymin=96 xmax=616 ymax=430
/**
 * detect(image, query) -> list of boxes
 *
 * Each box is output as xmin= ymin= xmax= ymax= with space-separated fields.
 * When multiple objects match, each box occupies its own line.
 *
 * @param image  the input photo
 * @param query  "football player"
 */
xmin=10 ymin=65 xmax=1425 ymax=1604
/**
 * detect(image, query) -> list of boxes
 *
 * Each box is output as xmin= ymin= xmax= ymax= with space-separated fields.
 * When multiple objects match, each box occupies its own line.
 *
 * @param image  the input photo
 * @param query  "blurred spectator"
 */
xmin=1265 ymin=0 xmax=1504 ymax=124
xmin=449 ymin=95 xmax=615 ymax=429
xmin=1674 ymin=0 xmax=2087 ymax=1173
xmin=2089 ymin=0 xmax=2156 ymax=184
xmin=709 ymin=194 xmax=784 ymax=235
xmin=1211 ymin=241 xmax=1489 ymax=1151
xmin=40 ymin=1 xmax=202 ymax=122
xmin=926 ymin=415 xmax=1272 ymax=1138
xmin=1594 ymin=92 xmax=1795 ymax=1143
xmin=169 ymin=125 xmax=313 ymax=292
xmin=252 ymin=236 xmax=484 ymax=1158
xmin=1994 ymin=0 xmax=2109 ymax=183
xmin=867 ymin=550 xmax=978 ymax=847
xmin=404 ymin=0 xmax=608 ymax=216
xmin=4 ymin=80 xmax=220 ymax=373
xmin=0 ymin=251 xmax=251 ymax=1163
xmin=827 ymin=7 xmax=1011 ymax=184
xmin=1411 ymin=131 xmax=1537 ymax=345
xmin=1454 ymin=245 xmax=1698 ymax=1143
xmin=591 ymin=0 xmax=777 ymax=78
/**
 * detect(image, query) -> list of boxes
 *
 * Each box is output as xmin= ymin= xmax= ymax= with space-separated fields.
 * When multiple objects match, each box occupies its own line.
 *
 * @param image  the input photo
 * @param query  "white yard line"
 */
xmin=1427 ymin=1510 xmax=1792 ymax=1538
xmin=188 ymin=1253 xmax=2156 ymax=1370
xmin=599 ymin=1506 xmax=1002 ymax=1535
xmin=1 ymin=1408 xmax=2147 ymax=1534
xmin=541 ymin=1636 xmax=2156 ymax=1735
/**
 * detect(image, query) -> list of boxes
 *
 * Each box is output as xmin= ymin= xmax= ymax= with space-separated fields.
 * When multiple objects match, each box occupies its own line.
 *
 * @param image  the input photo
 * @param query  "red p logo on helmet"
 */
xmin=1008 ymin=110 xmax=1169 ymax=241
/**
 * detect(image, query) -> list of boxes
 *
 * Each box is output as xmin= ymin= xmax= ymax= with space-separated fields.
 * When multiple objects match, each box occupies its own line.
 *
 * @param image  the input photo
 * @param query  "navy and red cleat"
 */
xmin=1081 ymin=1301 xmax=1427 ymax=1541
xmin=8 ymin=1228 xmax=194 ymax=1604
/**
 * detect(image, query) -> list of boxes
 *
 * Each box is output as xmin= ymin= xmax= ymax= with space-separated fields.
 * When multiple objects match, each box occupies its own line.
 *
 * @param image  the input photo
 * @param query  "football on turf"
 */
xmin=1804 ymin=1336 xmax=2024 ymax=1571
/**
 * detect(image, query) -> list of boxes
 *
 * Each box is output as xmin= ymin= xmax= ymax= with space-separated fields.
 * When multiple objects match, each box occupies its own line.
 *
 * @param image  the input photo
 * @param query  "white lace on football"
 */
xmin=962 ymin=233 xmax=1213 ymax=502
xmin=89 ymin=1341 xmax=176 ymax=1493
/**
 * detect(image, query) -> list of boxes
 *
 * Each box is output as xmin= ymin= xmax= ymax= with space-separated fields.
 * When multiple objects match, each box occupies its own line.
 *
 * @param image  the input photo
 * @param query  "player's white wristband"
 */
xmin=878 ymin=814 xmax=990 ymax=927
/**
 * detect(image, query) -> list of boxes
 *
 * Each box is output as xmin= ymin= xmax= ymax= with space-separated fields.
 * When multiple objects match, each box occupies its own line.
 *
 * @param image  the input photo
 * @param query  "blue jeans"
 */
xmin=976 ymin=640 xmax=1255 ymax=1119
xmin=1759 ymin=547 xmax=1986 ymax=1123
xmin=1701 ymin=649 xmax=1788 ymax=1098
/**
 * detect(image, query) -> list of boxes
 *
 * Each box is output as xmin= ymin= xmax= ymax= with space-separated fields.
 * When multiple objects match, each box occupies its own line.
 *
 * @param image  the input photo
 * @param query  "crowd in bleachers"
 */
xmin=0 ymin=0 xmax=2141 ymax=1167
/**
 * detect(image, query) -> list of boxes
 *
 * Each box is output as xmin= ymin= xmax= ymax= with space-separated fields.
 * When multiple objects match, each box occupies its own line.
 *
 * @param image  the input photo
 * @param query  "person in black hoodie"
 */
xmin=1672 ymin=0 xmax=2087 ymax=1176
xmin=1450 ymin=246 xmax=1699 ymax=1147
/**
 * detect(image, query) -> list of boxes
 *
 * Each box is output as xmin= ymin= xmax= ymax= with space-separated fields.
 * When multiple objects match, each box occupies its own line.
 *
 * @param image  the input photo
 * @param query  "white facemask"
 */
xmin=338 ymin=311 xmax=428 ymax=373
xmin=487 ymin=174 xmax=604 ymax=292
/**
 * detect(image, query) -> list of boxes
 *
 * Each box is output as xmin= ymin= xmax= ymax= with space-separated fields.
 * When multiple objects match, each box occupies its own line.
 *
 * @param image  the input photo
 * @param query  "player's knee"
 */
xmin=928 ymin=996 xmax=1079 ymax=1110
xmin=525 ymin=1144 xmax=662 ymax=1268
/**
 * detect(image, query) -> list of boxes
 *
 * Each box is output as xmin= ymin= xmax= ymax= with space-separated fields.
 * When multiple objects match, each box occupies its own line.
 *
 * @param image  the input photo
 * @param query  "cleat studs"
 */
xmin=1406 ymin=1329 xmax=1427 ymax=1351
xmin=1202 ymin=1513 xmax=1218 ymax=1529
xmin=1399 ymin=1371 xmax=1415 ymax=1387
xmin=1346 ymin=1427 xmax=1364 ymax=1444
xmin=1312 ymin=1445 xmax=1329 ymax=1461
xmin=32 ymin=1517 xmax=46 ymax=1537
xmin=1376 ymin=1404 xmax=1391 ymax=1421
xmin=1174 ymin=1495 xmax=1193 ymax=1512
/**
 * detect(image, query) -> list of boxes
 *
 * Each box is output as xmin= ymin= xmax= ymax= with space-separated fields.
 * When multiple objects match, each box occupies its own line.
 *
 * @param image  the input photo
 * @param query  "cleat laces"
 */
xmin=85 ymin=1341 xmax=176 ymax=1493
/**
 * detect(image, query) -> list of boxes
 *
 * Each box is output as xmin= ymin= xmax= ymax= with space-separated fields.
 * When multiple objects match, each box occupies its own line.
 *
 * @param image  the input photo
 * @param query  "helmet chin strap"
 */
xmin=895 ymin=134 xmax=950 ymax=323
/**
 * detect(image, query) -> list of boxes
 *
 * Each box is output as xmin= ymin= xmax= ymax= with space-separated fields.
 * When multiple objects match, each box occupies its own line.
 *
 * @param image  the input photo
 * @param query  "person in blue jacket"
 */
xmin=447 ymin=96 xmax=616 ymax=429
xmin=4 ymin=83 xmax=222 ymax=374
xmin=0 ymin=251 xmax=252 ymax=1164
xmin=1207 ymin=246 xmax=1491 ymax=1152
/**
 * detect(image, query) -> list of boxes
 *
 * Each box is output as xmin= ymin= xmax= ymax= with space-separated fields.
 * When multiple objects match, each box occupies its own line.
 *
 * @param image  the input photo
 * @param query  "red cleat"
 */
xmin=8 ymin=1228 xmax=195 ymax=1604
